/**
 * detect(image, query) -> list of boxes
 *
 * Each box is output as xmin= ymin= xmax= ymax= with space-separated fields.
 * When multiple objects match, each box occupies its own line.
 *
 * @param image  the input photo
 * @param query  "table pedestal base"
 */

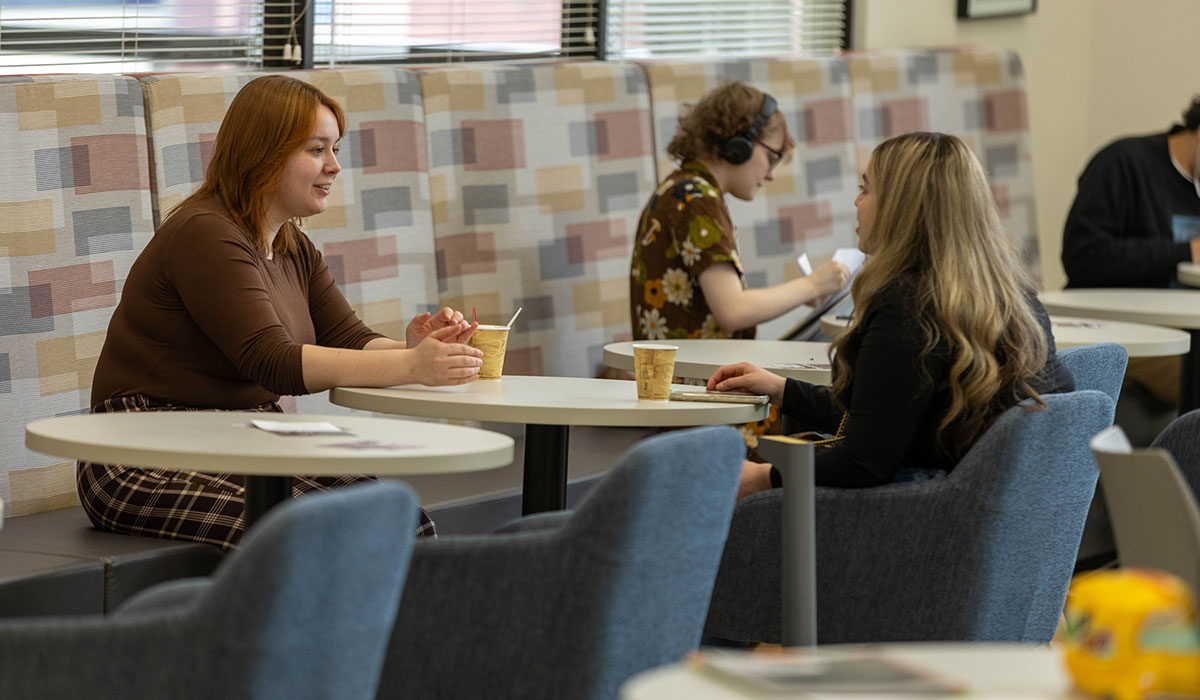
xmin=522 ymin=424 xmax=568 ymax=514
xmin=1182 ymin=331 xmax=1200 ymax=414
xmin=245 ymin=475 xmax=292 ymax=530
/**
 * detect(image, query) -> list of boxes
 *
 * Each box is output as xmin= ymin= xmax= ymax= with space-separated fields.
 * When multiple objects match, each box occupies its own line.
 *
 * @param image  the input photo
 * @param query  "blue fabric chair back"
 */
xmin=1151 ymin=408 xmax=1200 ymax=509
xmin=0 ymin=482 xmax=419 ymax=700
xmin=377 ymin=425 xmax=746 ymax=700
xmin=1056 ymin=343 xmax=1125 ymax=567
xmin=1056 ymin=342 xmax=1128 ymax=403
xmin=706 ymin=390 xmax=1112 ymax=644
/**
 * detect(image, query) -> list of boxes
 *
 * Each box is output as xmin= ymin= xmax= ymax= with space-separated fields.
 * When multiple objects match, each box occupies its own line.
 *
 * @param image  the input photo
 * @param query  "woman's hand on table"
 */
xmin=406 ymin=307 xmax=477 ymax=347
xmin=706 ymin=362 xmax=787 ymax=405
xmin=410 ymin=325 xmax=484 ymax=385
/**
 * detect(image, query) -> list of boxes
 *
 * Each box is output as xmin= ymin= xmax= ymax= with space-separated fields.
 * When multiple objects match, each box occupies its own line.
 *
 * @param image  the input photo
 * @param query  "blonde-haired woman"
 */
xmin=708 ymin=131 xmax=1074 ymax=495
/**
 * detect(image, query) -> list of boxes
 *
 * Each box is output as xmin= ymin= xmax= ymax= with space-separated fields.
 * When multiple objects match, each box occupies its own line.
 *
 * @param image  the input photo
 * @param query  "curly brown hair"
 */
xmin=666 ymin=80 xmax=793 ymax=163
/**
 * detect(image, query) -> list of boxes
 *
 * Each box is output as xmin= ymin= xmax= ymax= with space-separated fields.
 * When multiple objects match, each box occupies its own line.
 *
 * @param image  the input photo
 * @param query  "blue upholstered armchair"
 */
xmin=1056 ymin=342 xmax=1127 ymax=402
xmin=705 ymin=390 xmax=1114 ymax=645
xmin=0 ymin=482 xmax=420 ymax=700
xmin=1056 ymin=342 xmax=1127 ymax=569
xmin=376 ymin=425 xmax=746 ymax=700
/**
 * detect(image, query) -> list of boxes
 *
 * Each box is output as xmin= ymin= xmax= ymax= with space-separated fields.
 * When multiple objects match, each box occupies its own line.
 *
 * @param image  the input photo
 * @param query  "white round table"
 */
xmin=1179 ymin=261 xmax=1200 ymax=288
xmin=603 ymin=340 xmax=832 ymax=385
xmin=821 ymin=311 xmax=1190 ymax=358
xmin=1041 ymin=288 xmax=1200 ymax=411
xmin=25 ymin=412 xmax=514 ymax=528
xmin=331 ymin=376 xmax=767 ymax=514
xmin=621 ymin=643 xmax=1072 ymax=699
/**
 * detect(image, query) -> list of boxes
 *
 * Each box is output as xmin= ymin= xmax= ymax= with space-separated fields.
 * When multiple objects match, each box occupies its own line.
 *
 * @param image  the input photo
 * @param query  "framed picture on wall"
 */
xmin=957 ymin=0 xmax=1036 ymax=19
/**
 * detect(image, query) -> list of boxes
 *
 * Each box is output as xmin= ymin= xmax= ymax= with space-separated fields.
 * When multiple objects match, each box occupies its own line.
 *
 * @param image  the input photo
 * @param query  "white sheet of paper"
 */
xmin=832 ymin=247 xmax=866 ymax=275
xmin=250 ymin=419 xmax=350 ymax=436
xmin=795 ymin=252 xmax=813 ymax=276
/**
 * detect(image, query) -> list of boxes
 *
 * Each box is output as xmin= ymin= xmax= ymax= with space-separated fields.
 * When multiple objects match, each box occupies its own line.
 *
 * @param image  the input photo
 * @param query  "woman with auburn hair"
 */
xmin=79 ymin=75 xmax=482 ymax=548
xmin=708 ymin=131 xmax=1074 ymax=495
xmin=629 ymin=80 xmax=848 ymax=344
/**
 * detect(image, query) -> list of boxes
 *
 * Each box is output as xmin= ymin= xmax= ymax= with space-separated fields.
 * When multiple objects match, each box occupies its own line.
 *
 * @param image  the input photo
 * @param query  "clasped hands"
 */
xmin=406 ymin=307 xmax=477 ymax=348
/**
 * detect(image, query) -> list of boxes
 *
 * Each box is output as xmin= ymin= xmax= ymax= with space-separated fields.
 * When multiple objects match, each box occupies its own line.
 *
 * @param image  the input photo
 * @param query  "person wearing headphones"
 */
xmin=1061 ymin=95 xmax=1200 ymax=412
xmin=629 ymin=80 xmax=849 ymax=343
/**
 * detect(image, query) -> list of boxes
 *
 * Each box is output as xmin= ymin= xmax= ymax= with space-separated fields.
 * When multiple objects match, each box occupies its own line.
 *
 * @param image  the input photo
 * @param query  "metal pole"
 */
xmin=758 ymin=435 xmax=817 ymax=647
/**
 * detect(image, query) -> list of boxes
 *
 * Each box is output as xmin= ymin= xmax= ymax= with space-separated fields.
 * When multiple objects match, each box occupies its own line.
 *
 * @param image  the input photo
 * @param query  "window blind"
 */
xmin=604 ymin=0 xmax=846 ymax=60
xmin=312 ymin=0 xmax=600 ymax=65
xmin=0 ymin=0 xmax=267 ymax=74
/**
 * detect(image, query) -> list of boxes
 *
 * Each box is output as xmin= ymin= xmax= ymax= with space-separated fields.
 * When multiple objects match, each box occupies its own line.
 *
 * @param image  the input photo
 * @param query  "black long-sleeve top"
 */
xmin=778 ymin=278 xmax=1075 ymax=488
xmin=1061 ymin=129 xmax=1200 ymax=288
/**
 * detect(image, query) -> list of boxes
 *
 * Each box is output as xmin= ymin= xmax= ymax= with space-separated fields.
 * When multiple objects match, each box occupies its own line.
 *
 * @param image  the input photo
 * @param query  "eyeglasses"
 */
xmin=756 ymin=140 xmax=785 ymax=171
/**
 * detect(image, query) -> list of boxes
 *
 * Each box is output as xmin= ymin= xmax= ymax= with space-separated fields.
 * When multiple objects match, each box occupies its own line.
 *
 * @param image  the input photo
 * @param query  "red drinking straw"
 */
xmin=473 ymin=306 xmax=477 ymax=324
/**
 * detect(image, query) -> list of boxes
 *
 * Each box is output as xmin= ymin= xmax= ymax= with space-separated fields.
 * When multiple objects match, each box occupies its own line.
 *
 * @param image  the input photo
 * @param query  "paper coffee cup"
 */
xmin=470 ymin=324 xmax=510 ymax=380
xmin=632 ymin=343 xmax=677 ymax=400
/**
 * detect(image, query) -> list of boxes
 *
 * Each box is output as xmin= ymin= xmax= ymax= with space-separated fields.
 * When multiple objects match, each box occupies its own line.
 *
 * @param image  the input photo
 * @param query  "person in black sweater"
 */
xmin=708 ymin=132 xmax=1074 ymax=495
xmin=1062 ymin=96 xmax=1200 ymax=289
xmin=1060 ymin=97 xmax=1200 ymax=411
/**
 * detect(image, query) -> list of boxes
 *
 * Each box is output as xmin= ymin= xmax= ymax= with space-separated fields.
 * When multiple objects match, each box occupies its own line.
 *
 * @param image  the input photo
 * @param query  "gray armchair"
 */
xmin=376 ymin=425 xmax=746 ymax=700
xmin=0 ymin=482 xmax=420 ymax=700
xmin=1150 ymin=407 xmax=1200 ymax=505
xmin=705 ymin=390 xmax=1113 ymax=644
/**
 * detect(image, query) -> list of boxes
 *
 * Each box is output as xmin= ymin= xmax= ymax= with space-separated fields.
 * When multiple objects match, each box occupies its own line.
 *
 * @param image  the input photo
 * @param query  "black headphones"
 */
xmin=718 ymin=93 xmax=778 ymax=165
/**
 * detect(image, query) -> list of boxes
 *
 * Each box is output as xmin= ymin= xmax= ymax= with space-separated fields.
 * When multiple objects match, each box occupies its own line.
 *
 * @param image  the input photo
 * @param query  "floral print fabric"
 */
xmin=630 ymin=161 xmax=756 ymax=342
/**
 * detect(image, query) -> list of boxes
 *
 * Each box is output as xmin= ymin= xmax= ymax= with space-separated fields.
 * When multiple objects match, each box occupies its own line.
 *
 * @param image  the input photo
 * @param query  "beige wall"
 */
xmin=853 ymin=0 xmax=1200 ymax=290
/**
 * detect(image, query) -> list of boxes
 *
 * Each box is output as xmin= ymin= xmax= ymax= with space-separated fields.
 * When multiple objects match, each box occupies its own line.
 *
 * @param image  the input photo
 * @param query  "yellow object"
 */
xmin=1061 ymin=568 xmax=1200 ymax=700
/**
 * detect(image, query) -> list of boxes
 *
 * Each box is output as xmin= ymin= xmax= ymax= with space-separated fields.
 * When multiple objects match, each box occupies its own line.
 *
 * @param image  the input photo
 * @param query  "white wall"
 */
xmin=853 ymin=0 xmax=1200 ymax=290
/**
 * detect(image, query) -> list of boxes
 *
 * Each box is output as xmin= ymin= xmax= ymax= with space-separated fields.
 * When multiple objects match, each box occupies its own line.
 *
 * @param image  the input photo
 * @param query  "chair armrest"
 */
xmin=492 ymin=511 xmax=573 ymax=534
xmin=114 ymin=578 xmax=211 ymax=616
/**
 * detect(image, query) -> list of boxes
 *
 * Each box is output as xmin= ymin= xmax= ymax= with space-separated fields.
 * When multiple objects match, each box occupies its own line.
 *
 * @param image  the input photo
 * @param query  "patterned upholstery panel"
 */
xmin=421 ymin=63 xmax=656 ymax=377
xmin=0 ymin=75 xmax=155 ymax=516
xmin=139 ymin=68 xmax=439 ymax=415
xmin=641 ymin=59 xmax=859 ymax=340
xmin=846 ymin=48 xmax=1041 ymax=284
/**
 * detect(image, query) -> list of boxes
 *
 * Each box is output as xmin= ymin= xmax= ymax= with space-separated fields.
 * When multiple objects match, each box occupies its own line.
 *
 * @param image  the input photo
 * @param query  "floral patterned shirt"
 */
xmin=629 ymin=161 xmax=755 ymax=341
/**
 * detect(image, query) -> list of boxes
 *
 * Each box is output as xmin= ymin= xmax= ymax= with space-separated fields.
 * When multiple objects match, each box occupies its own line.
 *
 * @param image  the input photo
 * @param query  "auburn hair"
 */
xmin=666 ymin=80 xmax=794 ymax=164
xmin=170 ymin=74 xmax=346 ymax=256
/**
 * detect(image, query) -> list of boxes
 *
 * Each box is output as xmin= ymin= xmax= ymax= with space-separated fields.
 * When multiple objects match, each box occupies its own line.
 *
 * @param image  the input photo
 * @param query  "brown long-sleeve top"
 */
xmin=91 ymin=196 xmax=384 ymax=409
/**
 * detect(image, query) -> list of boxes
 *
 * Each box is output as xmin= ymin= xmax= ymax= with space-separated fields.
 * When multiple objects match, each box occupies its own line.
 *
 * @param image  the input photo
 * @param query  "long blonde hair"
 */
xmin=831 ymin=132 xmax=1047 ymax=457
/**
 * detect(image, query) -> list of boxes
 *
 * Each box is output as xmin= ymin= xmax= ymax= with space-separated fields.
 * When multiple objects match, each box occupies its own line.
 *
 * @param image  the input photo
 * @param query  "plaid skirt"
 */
xmin=76 ymin=394 xmax=436 ymax=551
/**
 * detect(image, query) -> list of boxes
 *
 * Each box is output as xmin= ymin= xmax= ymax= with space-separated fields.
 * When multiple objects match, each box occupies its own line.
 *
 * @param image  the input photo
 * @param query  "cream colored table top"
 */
xmin=25 ymin=412 xmax=514 ymax=476
xmin=821 ymin=311 xmax=1190 ymax=358
xmin=603 ymin=340 xmax=832 ymax=385
xmin=331 ymin=375 xmax=768 ymax=427
xmin=1040 ymin=288 xmax=1200 ymax=330
xmin=1179 ymin=261 xmax=1200 ymax=288
xmin=621 ymin=643 xmax=1071 ymax=699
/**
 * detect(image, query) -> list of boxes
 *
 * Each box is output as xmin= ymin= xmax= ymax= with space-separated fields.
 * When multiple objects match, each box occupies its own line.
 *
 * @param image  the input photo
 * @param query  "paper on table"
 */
xmin=322 ymin=440 xmax=423 ymax=451
xmin=832 ymin=247 xmax=866 ymax=275
xmin=771 ymin=362 xmax=831 ymax=370
xmin=250 ymin=419 xmax=350 ymax=436
xmin=795 ymin=252 xmax=813 ymax=276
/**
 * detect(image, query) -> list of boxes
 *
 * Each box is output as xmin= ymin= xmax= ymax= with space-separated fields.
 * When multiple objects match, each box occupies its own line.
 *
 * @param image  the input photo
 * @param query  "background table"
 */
xmin=604 ymin=340 xmax=832 ymax=385
xmin=1179 ymin=261 xmax=1200 ymax=287
xmin=331 ymin=376 xmax=767 ymax=514
xmin=1041 ymin=288 xmax=1200 ymax=411
xmin=822 ymin=311 xmax=1190 ymax=358
xmin=621 ymin=643 xmax=1072 ymax=699
xmin=26 ymin=412 xmax=514 ymax=528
